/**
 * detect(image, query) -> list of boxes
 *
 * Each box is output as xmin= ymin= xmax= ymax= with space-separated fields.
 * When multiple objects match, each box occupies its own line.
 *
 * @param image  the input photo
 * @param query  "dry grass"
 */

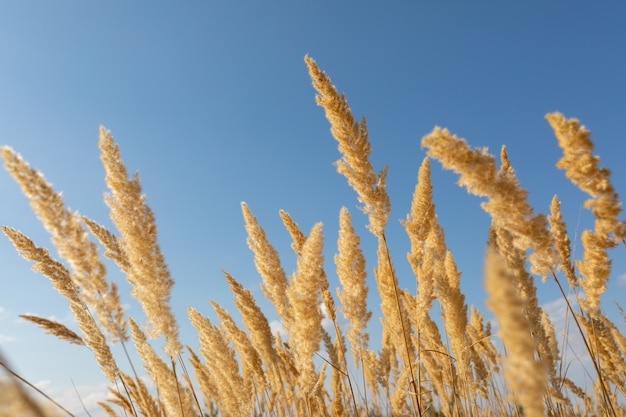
xmin=1 ymin=55 xmax=626 ymax=417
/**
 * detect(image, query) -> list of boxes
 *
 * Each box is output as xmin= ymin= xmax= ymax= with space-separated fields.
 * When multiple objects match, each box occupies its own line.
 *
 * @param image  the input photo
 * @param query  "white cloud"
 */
xmin=617 ymin=273 xmax=626 ymax=287
xmin=0 ymin=334 xmax=16 ymax=343
xmin=542 ymin=297 xmax=572 ymax=328
xmin=32 ymin=380 xmax=111 ymax=417
xmin=34 ymin=379 xmax=52 ymax=391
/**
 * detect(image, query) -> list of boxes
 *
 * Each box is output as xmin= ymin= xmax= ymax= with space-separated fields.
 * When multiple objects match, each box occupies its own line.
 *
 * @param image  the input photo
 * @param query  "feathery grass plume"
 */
xmin=388 ymin=363 xmax=413 ymax=417
xmin=321 ymin=286 xmax=348 ymax=366
xmin=129 ymin=318 xmax=198 ymax=417
xmin=187 ymin=347 xmax=220 ymax=413
xmin=608 ymin=316 xmax=626 ymax=358
xmin=311 ymin=363 xmax=329 ymax=417
xmin=578 ymin=315 xmax=626 ymax=389
xmin=279 ymin=209 xmax=307 ymax=256
xmin=19 ymin=315 xmax=83 ymax=346
xmin=335 ymin=207 xmax=372 ymax=368
xmin=277 ymin=209 xmax=347 ymax=371
xmin=539 ymin=310 xmax=573 ymax=411
xmin=420 ymin=310 xmax=455 ymax=415
xmin=305 ymin=55 xmax=390 ymax=237
xmin=402 ymin=158 xmax=437 ymax=273
xmin=361 ymin=348 xmax=383 ymax=412
xmin=485 ymin=226 xmax=548 ymax=417
xmin=546 ymin=112 xmax=626 ymax=243
xmin=321 ymin=327 xmax=347 ymax=417
xmin=2 ymin=226 xmax=119 ymax=382
xmin=274 ymin=336 xmax=299 ymax=413
xmin=403 ymin=157 xmax=474 ymax=400
xmin=99 ymin=127 xmax=180 ymax=357
xmin=210 ymin=300 xmax=268 ymax=395
xmin=466 ymin=305 xmax=496 ymax=397
xmin=96 ymin=400 xmax=120 ymax=417
xmin=438 ymin=250 xmax=473 ymax=405
xmin=467 ymin=305 xmax=498 ymax=371
xmin=546 ymin=113 xmax=626 ymax=314
xmin=373 ymin=238 xmax=423 ymax=415
xmin=405 ymin=325 xmax=441 ymax=413
xmin=492 ymin=206 xmax=558 ymax=382
xmin=279 ymin=210 xmax=349 ymax=386
xmin=69 ymin=300 xmax=119 ymax=382
xmin=373 ymin=237 xmax=414 ymax=367
xmin=221 ymin=272 xmax=286 ymax=401
xmin=548 ymin=195 xmax=578 ymax=289
xmin=1 ymin=146 xmax=127 ymax=343
xmin=118 ymin=371 xmax=161 ymax=417
xmin=242 ymin=202 xmax=293 ymax=328
xmin=106 ymin=384 xmax=134 ymax=416
xmin=285 ymin=222 xmax=325 ymax=393
xmin=320 ymin=286 xmax=357 ymax=417
xmin=82 ymin=217 xmax=131 ymax=273
xmin=577 ymin=229 xmax=612 ymax=315
xmin=402 ymin=158 xmax=439 ymax=322
xmin=187 ymin=307 xmax=249 ymax=416
xmin=421 ymin=131 xmax=554 ymax=277
xmin=1 ymin=227 xmax=80 ymax=303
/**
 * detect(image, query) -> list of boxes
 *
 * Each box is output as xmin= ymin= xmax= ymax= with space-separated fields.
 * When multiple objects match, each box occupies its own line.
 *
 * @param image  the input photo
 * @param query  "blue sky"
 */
xmin=1 ymin=2 xmax=625 ymax=415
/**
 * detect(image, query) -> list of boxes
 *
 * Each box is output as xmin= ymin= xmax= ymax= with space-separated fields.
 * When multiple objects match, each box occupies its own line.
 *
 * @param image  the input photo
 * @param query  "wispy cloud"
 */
xmin=32 ymin=380 xmax=111 ymax=417
xmin=0 ymin=334 xmax=16 ymax=343
xmin=542 ymin=296 xmax=574 ymax=329
xmin=617 ymin=273 xmax=626 ymax=287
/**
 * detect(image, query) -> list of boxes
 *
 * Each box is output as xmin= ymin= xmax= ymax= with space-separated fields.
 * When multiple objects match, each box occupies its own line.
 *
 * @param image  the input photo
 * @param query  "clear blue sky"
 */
xmin=1 ymin=2 xmax=625 ymax=415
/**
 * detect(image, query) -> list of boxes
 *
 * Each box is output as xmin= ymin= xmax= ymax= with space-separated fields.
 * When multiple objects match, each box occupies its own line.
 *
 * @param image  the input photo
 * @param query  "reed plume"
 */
xmin=546 ymin=112 xmax=626 ymax=314
xmin=285 ymin=222 xmax=326 ymax=393
xmin=305 ymin=55 xmax=390 ymax=237
xmin=242 ymin=202 xmax=293 ymax=328
xmin=485 ymin=226 xmax=548 ymax=417
xmin=546 ymin=112 xmax=626 ymax=244
xmin=548 ymin=195 xmax=578 ymax=288
xmin=18 ymin=315 xmax=84 ymax=346
xmin=1 ymin=147 xmax=127 ymax=342
xmin=280 ymin=209 xmax=307 ymax=255
xmin=221 ymin=272 xmax=284 ymax=395
xmin=187 ymin=307 xmax=249 ymax=416
xmin=2 ymin=227 xmax=80 ymax=303
xmin=99 ymin=127 xmax=180 ymax=357
xmin=335 ymin=207 xmax=371 ymax=368
xmin=129 ymin=318 xmax=197 ymax=417
xmin=210 ymin=300 xmax=267 ymax=393
xmin=421 ymin=132 xmax=555 ymax=277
